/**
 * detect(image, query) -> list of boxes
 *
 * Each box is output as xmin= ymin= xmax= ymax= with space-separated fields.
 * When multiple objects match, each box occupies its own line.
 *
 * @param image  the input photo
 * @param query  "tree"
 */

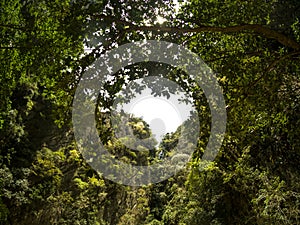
xmin=1 ymin=0 xmax=300 ymax=224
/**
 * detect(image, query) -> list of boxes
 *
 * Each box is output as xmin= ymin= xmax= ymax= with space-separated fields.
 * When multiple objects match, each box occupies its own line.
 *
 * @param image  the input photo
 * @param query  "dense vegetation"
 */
xmin=1 ymin=0 xmax=300 ymax=224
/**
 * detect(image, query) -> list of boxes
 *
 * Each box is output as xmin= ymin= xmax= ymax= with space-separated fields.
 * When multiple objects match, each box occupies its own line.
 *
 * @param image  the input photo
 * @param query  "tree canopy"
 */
xmin=1 ymin=0 xmax=300 ymax=224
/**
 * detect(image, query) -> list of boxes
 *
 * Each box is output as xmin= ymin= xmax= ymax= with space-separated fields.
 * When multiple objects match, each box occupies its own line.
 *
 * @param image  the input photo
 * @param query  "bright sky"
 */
xmin=121 ymin=94 xmax=192 ymax=144
xmin=129 ymin=96 xmax=182 ymax=142
xmin=130 ymin=97 xmax=181 ymax=131
xmin=114 ymin=77 xmax=194 ymax=144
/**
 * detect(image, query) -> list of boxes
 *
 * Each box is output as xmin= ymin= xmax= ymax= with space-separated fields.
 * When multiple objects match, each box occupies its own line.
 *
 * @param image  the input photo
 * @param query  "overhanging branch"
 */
xmin=93 ymin=15 xmax=300 ymax=50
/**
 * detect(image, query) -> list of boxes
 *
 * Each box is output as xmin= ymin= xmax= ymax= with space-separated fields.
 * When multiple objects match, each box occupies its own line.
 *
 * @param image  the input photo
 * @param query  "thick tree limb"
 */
xmin=93 ymin=15 xmax=300 ymax=50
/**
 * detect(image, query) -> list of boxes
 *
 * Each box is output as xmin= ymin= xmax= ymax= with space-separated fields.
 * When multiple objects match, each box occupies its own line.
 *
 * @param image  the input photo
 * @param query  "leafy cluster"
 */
xmin=1 ymin=0 xmax=300 ymax=225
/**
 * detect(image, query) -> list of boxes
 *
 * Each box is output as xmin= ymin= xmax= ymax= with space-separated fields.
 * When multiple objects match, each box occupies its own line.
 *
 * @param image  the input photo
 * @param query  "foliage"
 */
xmin=0 ymin=0 xmax=299 ymax=224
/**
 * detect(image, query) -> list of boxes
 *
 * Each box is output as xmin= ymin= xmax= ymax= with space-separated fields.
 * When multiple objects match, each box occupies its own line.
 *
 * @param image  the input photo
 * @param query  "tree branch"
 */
xmin=93 ymin=14 xmax=300 ymax=50
xmin=228 ymin=50 xmax=300 ymax=111
xmin=248 ymin=50 xmax=300 ymax=89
